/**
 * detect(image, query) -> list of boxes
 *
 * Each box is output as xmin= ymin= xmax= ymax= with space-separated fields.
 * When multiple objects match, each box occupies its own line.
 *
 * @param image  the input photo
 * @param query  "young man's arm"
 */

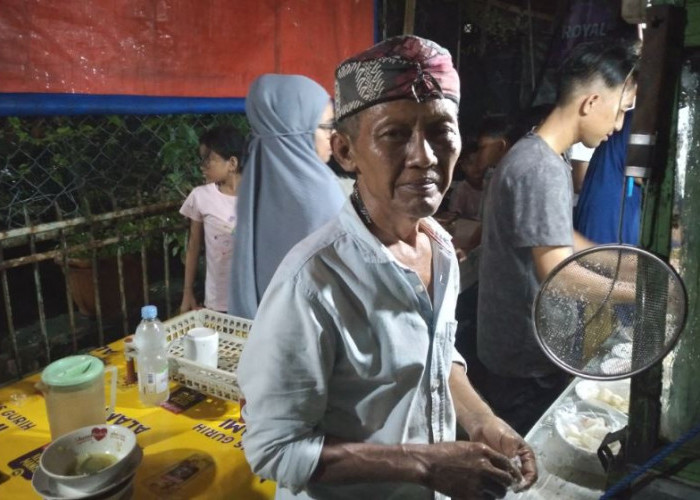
xmin=531 ymin=231 xmax=595 ymax=283
xmin=531 ymin=243 xmax=635 ymax=301
xmin=573 ymin=230 xmax=595 ymax=252
xmin=531 ymin=245 xmax=573 ymax=282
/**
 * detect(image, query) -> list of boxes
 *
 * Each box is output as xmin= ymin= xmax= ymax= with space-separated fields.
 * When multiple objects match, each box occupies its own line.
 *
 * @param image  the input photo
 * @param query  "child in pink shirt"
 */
xmin=179 ymin=126 xmax=244 ymax=313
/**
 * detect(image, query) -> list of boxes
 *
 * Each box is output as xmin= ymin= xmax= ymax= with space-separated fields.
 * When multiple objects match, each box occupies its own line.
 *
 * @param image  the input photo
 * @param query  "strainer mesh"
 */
xmin=533 ymin=245 xmax=686 ymax=379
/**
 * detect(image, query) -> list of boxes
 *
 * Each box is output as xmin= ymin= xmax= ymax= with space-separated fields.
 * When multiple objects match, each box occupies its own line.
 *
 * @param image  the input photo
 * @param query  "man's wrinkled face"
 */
xmin=343 ymin=99 xmax=461 ymax=220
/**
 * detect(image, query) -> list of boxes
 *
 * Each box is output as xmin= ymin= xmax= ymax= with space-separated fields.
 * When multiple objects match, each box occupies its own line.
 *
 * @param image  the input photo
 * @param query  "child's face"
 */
xmin=459 ymin=151 xmax=477 ymax=178
xmin=474 ymin=135 xmax=507 ymax=174
xmin=199 ymin=145 xmax=233 ymax=183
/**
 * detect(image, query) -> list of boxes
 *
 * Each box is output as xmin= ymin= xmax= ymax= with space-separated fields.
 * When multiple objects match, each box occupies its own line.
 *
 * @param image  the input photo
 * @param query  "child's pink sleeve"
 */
xmin=179 ymin=189 xmax=203 ymax=222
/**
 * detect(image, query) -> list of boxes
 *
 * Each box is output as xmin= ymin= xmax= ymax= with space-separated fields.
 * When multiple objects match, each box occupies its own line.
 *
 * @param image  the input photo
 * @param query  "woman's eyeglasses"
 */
xmin=317 ymin=122 xmax=335 ymax=132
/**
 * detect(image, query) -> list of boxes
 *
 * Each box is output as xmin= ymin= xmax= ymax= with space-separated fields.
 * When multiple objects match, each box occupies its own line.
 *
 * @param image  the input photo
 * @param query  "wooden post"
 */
xmin=403 ymin=0 xmax=416 ymax=35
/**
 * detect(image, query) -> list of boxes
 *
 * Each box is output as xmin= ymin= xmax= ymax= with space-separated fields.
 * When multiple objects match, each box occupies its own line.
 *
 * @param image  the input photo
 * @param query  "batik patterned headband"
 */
xmin=334 ymin=35 xmax=460 ymax=122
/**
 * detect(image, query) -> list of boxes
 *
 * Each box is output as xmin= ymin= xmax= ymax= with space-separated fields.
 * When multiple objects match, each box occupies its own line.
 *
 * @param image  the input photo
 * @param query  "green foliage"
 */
xmin=67 ymin=211 xmax=188 ymax=260
xmin=1 ymin=113 xmax=249 ymax=260
xmin=157 ymin=120 xmax=204 ymax=200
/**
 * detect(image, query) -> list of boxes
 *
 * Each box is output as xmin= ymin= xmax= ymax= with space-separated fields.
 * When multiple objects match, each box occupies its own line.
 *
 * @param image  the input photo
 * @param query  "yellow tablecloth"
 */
xmin=0 ymin=340 xmax=276 ymax=499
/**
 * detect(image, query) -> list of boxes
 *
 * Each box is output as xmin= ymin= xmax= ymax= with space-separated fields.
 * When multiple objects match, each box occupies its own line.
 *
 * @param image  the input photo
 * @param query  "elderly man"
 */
xmin=238 ymin=35 xmax=535 ymax=500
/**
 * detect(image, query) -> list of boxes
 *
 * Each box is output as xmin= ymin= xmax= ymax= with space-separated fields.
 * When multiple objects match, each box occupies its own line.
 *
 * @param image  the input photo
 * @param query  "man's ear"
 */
xmin=580 ymin=94 xmax=600 ymax=116
xmin=331 ymin=132 xmax=358 ymax=174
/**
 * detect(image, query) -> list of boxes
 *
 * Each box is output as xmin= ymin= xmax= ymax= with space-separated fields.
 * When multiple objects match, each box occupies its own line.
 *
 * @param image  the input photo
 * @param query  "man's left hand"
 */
xmin=468 ymin=415 xmax=537 ymax=491
xmin=449 ymin=364 xmax=538 ymax=491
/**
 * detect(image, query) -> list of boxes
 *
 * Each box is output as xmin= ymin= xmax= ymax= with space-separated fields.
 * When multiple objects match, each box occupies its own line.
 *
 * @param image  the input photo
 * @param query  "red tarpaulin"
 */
xmin=0 ymin=0 xmax=375 ymax=97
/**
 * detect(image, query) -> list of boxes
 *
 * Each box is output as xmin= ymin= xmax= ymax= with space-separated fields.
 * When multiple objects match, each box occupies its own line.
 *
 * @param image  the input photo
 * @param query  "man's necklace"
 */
xmin=351 ymin=183 xmax=373 ymax=226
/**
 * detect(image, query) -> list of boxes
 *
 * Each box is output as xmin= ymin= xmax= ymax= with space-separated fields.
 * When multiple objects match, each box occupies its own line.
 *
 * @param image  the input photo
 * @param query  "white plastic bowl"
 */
xmin=32 ymin=447 xmax=142 ymax=499
xmin=40 ymin=424 xmax=138 ymax=493
xmin=549 ymin=401 xmax=624 ymax=475
xmin=541 ymin=400 xmax=627 ymax=490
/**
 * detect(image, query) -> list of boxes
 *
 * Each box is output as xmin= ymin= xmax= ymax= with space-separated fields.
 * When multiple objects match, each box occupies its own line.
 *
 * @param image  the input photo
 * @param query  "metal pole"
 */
xmin=0 ymin=201 xmax=181 ymax=249
xmin=83 ymin=197 xmax=104 ymax=347
xmin=163 ymin=236 xmax=171 ymax=319
xmin=0 ymin=225 xmax=185 ymax=272
xmin=111 ymin=196 xmax=129 ymax=337
xmin=138 ymin=192 xmax=150 ymax=307
xmin=403 ymin=0 xmax=416 ymax=35
xmin=527 ymin=0 xmax=536 ymax=91
xmin=24 ymin=206 xmax=50 ymax=365
xmin=55 ymin=202 xmax=77 ymax=352
xmin=0 ymin=247 xmax=21 ymax=377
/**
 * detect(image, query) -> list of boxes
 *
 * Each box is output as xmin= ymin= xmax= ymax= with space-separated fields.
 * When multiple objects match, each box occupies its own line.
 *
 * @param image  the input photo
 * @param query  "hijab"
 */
xmin=228 ymin=74 xmax=346 ymax=319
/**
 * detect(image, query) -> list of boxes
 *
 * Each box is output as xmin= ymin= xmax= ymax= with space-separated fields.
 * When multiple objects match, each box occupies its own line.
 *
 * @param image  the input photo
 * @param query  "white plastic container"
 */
xmin=39 ymin=424 xmax=139 ymax=494
xmin=543 ymin=399 xmax=625 ymax=490
xmin=134 ymin=305 xmax=169 ymax=406
xmin=164 ymin=309 xmax=250 ymax=401
xmin=38 ymin=355 xmax=117 ymax=440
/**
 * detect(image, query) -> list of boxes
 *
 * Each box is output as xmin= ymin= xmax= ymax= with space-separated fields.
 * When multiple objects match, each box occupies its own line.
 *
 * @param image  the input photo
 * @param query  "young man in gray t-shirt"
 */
xmin=476 ymin=38 xmax=639 ymax=435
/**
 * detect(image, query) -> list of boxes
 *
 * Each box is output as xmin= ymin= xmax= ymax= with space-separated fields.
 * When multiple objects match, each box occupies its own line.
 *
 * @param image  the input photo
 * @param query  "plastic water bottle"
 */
xmin=134 ymin=305 xmax=169 ymax=406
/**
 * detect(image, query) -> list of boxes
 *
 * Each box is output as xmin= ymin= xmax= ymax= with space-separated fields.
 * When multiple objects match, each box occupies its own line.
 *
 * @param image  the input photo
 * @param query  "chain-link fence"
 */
xmin=0 ymin=113 xmax=248 ymax=384
xmin=1 ymin=113 xmax=248 ymax=229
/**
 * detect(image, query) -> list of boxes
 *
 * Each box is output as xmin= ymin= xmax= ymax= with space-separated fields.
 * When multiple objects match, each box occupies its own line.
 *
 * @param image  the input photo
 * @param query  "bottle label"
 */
xmin=140 ymin=368 xmax=168 ymax=394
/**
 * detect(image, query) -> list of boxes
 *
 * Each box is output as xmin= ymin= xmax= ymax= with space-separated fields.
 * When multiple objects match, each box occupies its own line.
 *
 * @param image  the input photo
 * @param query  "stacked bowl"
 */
xmin=32 ymin=425 xmax=142 ymax=499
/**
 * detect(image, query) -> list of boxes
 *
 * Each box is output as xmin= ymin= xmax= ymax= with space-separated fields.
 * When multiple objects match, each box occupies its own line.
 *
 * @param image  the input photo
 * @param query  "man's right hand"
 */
xmin=313 ymin=434 xmax=524 ymax=498
xmin=418 ymin=441 xmax=522 ymax=499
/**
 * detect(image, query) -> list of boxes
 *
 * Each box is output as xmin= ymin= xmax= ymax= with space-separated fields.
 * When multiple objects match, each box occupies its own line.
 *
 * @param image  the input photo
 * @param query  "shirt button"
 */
xmin=415 ymin=284 xmax=424 ymax=293
xmin=431 ymin=379 xmax=440 ymax=391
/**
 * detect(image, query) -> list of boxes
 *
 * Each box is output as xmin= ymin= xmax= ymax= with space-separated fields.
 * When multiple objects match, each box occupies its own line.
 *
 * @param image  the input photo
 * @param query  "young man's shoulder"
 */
xmin=499 ymin=134 xmax=566 ymax=174
xmin=506 ymin=133 xmax=554 ymax=159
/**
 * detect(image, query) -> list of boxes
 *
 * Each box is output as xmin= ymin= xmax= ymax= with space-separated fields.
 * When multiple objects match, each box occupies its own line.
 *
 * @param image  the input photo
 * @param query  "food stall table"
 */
xmin=505 ymin=377 xmax=630 ymax=499
xmin=0 ymin=339 xmax=276 ymax=499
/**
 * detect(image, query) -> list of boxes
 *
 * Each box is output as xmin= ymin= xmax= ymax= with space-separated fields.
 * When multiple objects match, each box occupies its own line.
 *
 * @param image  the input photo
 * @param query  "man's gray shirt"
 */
xmin=477 ymin=133 xmax=573 ymax=378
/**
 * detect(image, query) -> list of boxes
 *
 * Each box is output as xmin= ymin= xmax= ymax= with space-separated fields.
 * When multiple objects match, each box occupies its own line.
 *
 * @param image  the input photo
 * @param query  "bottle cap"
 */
xmin=141 ymin=305 xmax=158 ymax=320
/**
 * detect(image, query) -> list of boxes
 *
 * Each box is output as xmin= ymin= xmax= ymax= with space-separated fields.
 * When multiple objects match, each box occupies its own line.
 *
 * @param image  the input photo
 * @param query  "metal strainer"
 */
xmin=533 ymin=244 xmax=687 ymax=380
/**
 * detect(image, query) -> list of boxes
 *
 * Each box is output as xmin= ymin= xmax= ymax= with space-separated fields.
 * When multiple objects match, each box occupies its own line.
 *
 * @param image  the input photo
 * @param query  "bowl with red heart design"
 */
xmin=39 ymin=424 xmax=139 ymax=493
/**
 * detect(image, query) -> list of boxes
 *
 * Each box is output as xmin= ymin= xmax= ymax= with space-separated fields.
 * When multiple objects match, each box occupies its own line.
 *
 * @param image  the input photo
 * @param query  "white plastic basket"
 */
xmin=163 ymin=309 xmax=251 ymax=401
